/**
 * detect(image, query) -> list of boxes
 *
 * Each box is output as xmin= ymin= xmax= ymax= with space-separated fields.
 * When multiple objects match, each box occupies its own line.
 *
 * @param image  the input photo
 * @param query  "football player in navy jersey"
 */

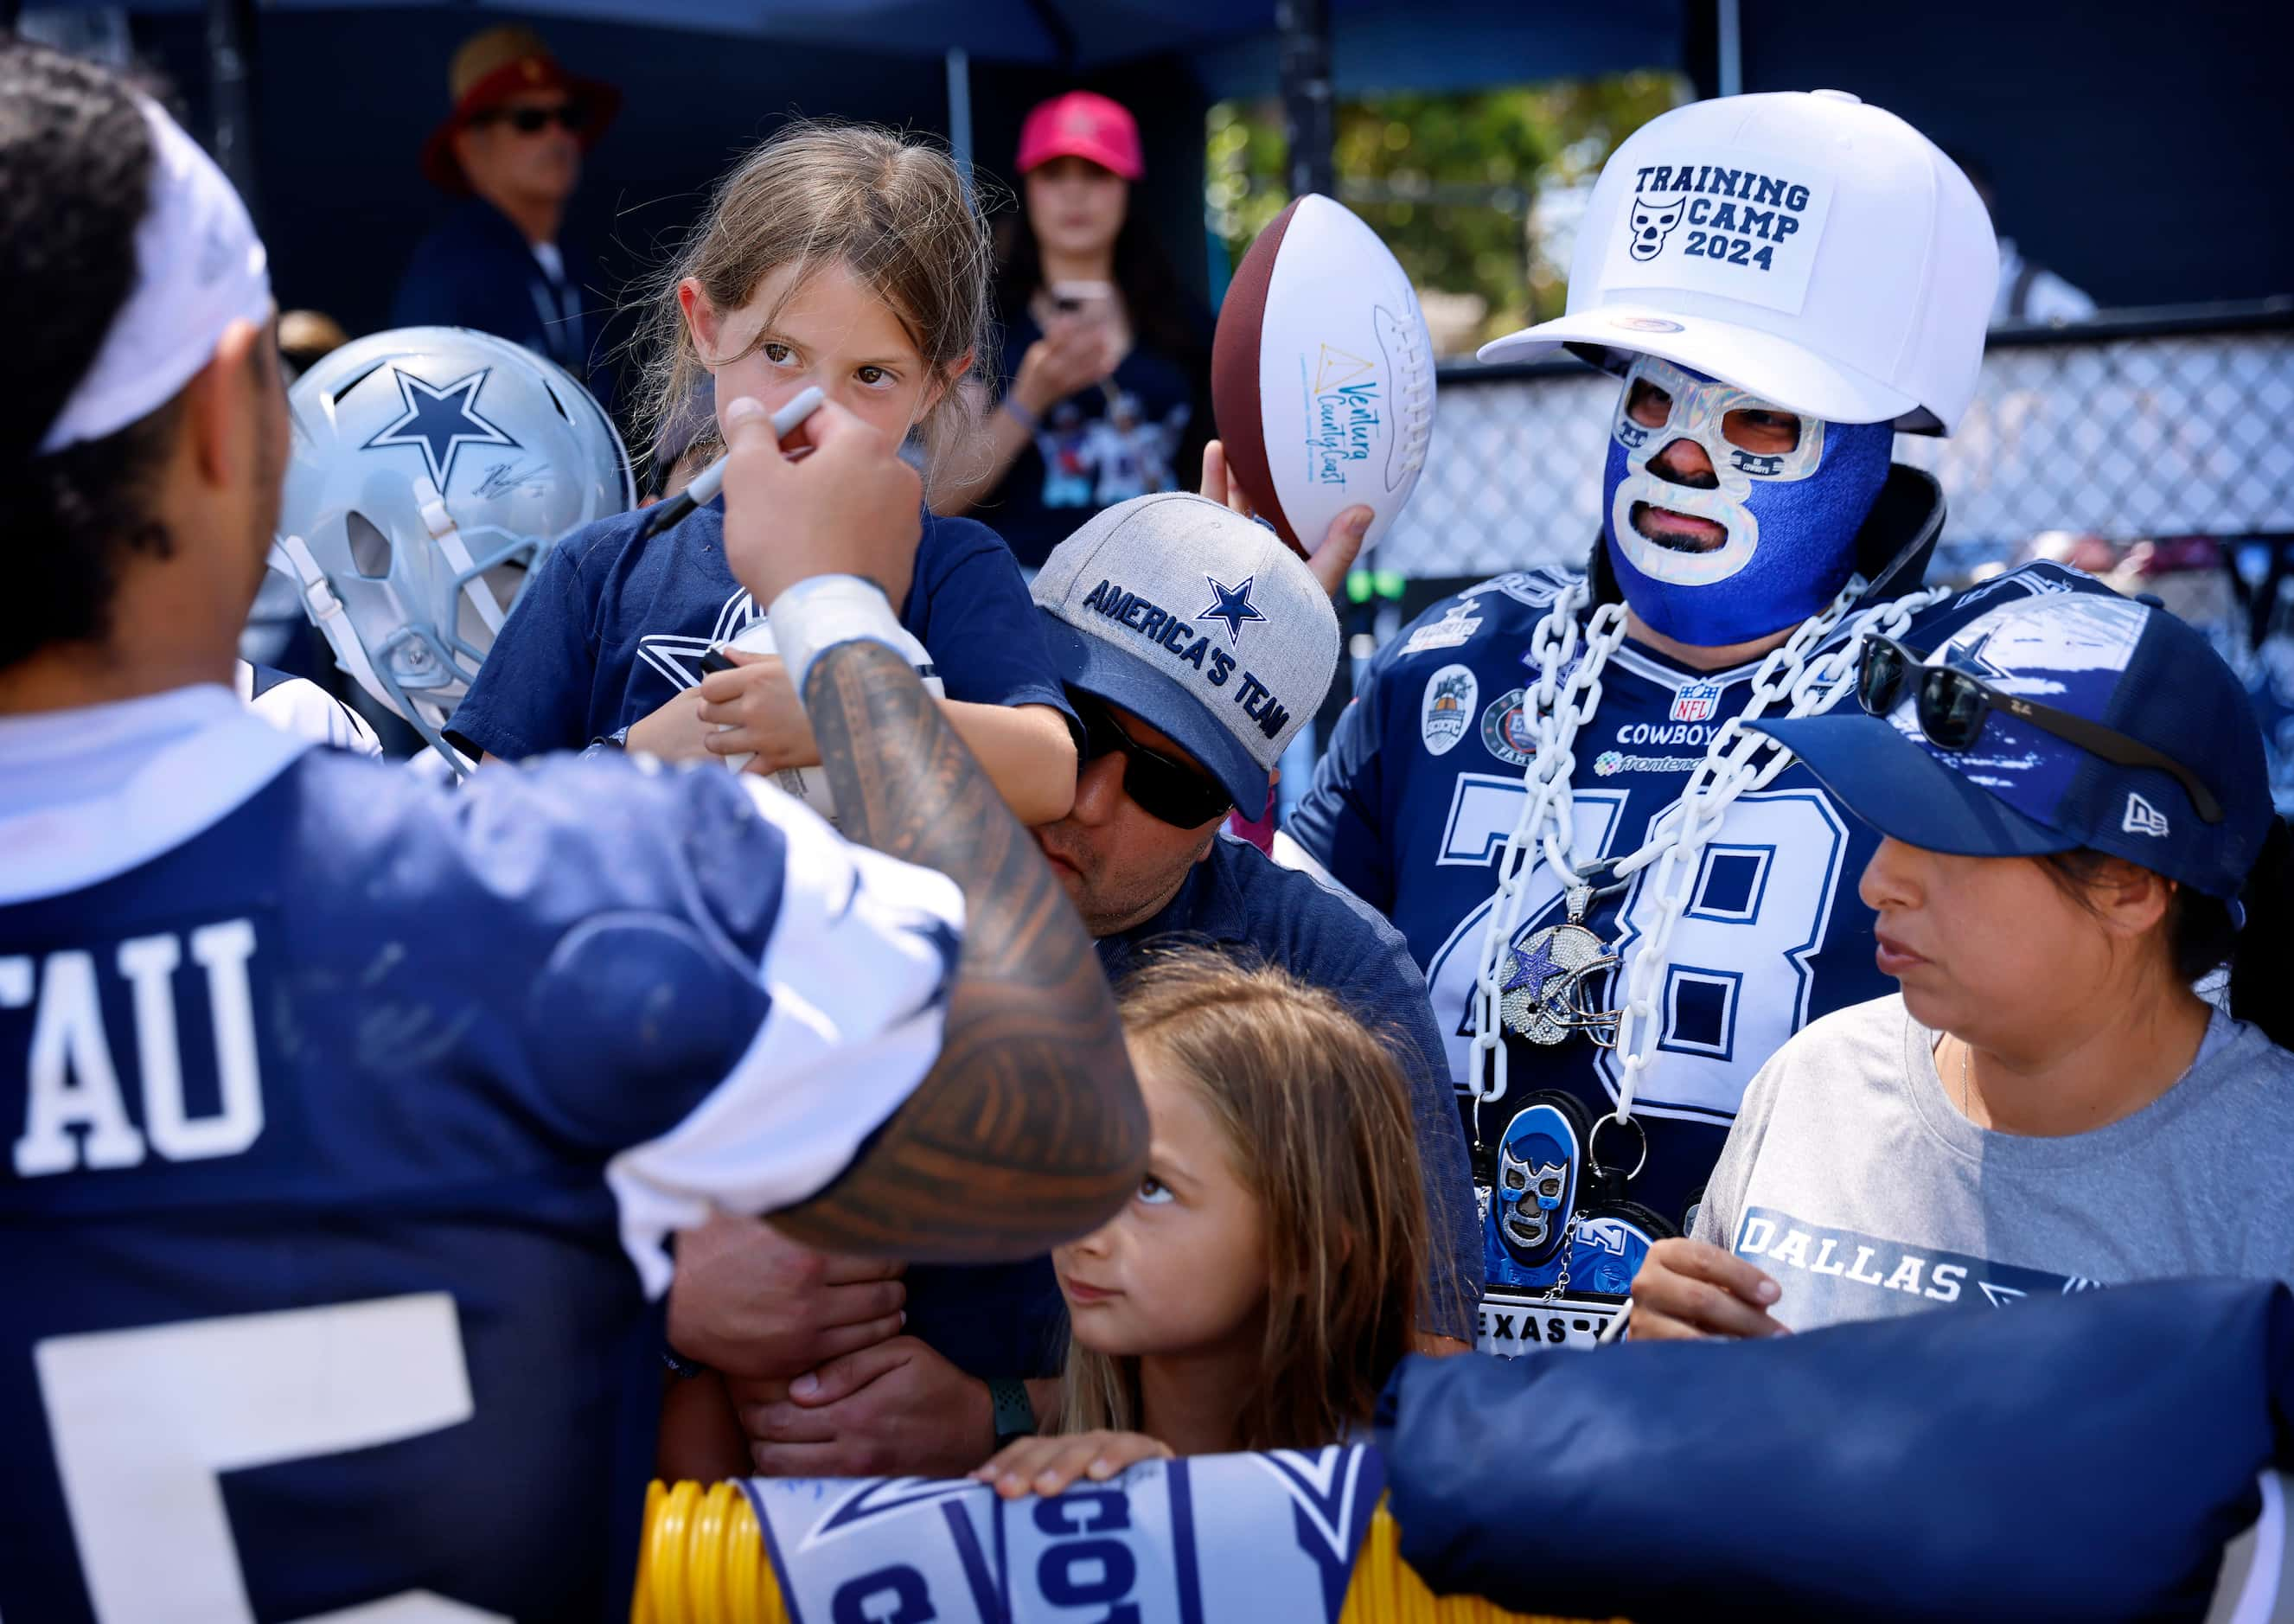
xmin=0 ymin=42 xmax=1143 ymax=1624
xmin=1282 ymin=90 xmax=2121 ymax=1354
xmin=234 ymin=660 xmax=382 ymax=755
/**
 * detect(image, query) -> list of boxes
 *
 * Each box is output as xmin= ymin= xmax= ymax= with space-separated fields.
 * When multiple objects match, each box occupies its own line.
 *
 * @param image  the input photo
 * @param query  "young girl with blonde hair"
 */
xmin=448 ymin=120 xmax=1077 ymax=820
xmin=976 ymin=949 xmax=1432 ymax=1497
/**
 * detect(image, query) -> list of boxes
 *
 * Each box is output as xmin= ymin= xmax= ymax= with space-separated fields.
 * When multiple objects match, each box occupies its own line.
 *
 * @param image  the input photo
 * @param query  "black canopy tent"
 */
xmin=18 ymin=0 xmax=1685 ymax=338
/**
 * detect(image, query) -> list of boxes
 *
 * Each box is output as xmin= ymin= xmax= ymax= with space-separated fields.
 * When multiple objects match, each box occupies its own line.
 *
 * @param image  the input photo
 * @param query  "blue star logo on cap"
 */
xmin=1198 ymin=574 xmax=1265 ymax=646
xmin=362 ymin=367 xmax=517 ymax=487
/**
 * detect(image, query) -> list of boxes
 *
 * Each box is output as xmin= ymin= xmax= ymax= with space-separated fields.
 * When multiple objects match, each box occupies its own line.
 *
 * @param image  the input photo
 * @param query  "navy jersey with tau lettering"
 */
xmin=446 ymin=500 xmax=1072 ymax=758
xmin=0 ymin=686 xmax=964 ymax=1622
xmin=1284 ymin=556 xmax=2113 ymax=1352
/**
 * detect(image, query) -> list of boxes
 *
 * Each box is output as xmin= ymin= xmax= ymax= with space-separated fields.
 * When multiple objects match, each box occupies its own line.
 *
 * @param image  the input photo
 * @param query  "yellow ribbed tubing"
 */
xmin=633 ymin=1480 xmax=1618 ymax=1624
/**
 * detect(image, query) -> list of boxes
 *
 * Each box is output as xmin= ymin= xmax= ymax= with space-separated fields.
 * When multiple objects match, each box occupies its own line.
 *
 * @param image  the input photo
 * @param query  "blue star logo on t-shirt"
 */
xmin=361 ymin=367 xmax=518 ymax=488
xmin=1198 ymin=574 xmax=1266 ymax=646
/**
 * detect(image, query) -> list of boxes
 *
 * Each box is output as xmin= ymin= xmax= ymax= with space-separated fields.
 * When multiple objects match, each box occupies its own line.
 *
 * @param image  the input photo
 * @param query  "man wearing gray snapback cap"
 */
xmin=683 ymin=494 xmax=1479 ymax=1480
xmin=1025 ymin=498 xmax=1472 ymax=1314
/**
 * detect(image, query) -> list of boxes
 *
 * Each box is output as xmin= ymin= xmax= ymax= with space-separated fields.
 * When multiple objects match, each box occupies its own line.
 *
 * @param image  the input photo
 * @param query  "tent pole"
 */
xmin=206 ymin=0 xmax=261 ymax=227
xmin=1716 ymin=0 xmax=1742 ymax=97
xmin=945 ymin=47 xmax=974 ymax=200
xmin=1275 ymin=0 xmax=1333 ymax=199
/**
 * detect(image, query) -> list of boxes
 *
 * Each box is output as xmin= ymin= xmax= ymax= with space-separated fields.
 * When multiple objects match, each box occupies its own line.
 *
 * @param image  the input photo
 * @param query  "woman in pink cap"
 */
xmin=934 ymin=90 xmax=1211 ymax=571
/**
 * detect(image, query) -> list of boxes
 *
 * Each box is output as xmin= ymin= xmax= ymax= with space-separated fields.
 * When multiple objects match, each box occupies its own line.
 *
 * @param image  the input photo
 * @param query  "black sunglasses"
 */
xmin=476 ymin=103 xmax=590 ymax=135
xmin=1856 ymin=635 xmax=2224 ymax=825
xmin=1069 ymin=687 xmax=1232 ymax=829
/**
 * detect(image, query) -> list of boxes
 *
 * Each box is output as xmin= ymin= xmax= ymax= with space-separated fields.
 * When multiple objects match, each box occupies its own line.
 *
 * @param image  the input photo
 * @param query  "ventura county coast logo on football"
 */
xmin=1300 ymin=342 xmax=1383 ymax=488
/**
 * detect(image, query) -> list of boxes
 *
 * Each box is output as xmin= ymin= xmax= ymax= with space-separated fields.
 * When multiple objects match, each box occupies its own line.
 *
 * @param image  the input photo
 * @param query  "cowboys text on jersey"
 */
xmin=1285 ymin=559 xmax=2117 ymax=1349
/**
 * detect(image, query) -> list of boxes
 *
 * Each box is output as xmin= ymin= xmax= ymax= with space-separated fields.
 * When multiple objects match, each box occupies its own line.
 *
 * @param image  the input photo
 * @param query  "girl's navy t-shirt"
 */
xmin=448 ymin=502 xmax=1071 ymax=759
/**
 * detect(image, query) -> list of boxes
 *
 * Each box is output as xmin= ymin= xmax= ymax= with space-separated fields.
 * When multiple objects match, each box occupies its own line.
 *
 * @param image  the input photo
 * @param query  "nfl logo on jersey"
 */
xmin=1671 ymin=681 xmax=1722 ymax=724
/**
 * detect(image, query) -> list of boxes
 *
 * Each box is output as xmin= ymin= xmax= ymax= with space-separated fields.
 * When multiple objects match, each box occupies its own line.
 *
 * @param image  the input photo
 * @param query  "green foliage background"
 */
xmin=1206 ymin=73 xmax=1689 ymax=352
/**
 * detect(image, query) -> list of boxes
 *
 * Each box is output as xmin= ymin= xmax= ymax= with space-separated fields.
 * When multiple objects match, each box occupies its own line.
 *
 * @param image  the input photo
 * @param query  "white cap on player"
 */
xmin=1479 ymin=89 xmax=1997 ymax=434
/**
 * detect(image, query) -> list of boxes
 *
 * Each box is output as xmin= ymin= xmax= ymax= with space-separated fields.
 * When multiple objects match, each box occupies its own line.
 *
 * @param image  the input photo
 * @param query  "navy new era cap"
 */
xmin=1752 ymin=588 xmax=2272 ymax=905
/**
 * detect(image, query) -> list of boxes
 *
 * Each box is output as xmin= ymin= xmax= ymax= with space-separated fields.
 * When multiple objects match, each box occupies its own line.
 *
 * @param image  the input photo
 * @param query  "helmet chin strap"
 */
xmin=268 ymin=533 xmax=390 ymax=713
xmin=413 ymin=475 xmax=507 ymax=638
xmin=269 ymin=530 xmax=471 ymax=777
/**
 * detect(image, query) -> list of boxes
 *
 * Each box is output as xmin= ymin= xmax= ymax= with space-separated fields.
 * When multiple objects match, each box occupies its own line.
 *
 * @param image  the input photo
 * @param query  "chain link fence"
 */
xmin=1364 ymin=302 xmax=2294 ymax=808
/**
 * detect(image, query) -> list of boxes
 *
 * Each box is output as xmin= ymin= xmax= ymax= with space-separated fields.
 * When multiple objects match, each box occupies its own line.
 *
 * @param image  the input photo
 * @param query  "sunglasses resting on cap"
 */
xmin=1856 ymin=634 xmax=2224 ymax=825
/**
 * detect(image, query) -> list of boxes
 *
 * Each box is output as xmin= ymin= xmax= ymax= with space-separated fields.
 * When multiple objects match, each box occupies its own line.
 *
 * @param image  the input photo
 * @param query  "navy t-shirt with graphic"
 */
xmin=979 ymin=309 xmax=1204 ymax=570
xmin=447 ymin=502 xmax=1071 ymax=759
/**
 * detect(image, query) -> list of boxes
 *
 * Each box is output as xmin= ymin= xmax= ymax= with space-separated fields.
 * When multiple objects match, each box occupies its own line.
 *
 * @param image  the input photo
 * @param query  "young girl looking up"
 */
xmin=1628 ymin=589 xmax=2294 ymax=1340
xmin=975 ymin=950 xmax=1430 ymax=1498
xmin=446 ymin=121 xmax=1078 ymax=822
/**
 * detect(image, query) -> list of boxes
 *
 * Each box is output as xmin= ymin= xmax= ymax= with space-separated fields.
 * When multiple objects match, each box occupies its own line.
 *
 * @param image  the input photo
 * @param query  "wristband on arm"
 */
xmin=987 ymin=1377 xmax=1038 ymax=1448
xmin=767 ymin=575 xmax=909 ymax=696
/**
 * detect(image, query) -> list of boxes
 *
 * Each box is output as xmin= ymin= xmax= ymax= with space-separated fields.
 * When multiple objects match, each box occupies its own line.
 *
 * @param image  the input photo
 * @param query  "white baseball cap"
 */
xmin=1480 ymin=90 xmax=1997 ymax=434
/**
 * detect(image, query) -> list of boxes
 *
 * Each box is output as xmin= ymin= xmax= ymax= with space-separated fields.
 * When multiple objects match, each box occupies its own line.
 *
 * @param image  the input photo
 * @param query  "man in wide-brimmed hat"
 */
xmin=390 ymin=24 xmax=618 ymax=388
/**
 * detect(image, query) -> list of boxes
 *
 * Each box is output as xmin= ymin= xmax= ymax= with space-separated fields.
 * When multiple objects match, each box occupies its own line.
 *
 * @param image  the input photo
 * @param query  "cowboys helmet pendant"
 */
xmin=1499 ymin=922 xmax=1615 ymax=1045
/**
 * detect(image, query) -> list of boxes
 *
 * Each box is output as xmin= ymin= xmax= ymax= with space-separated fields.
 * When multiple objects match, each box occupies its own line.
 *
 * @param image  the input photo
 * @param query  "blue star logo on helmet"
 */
xmin=1502 ymin=934 xmax=1562 ymax=998
xmin=1198 ymin=574 xmax=1265 ymax=646
xmin=361 ymin=367 xmax=519 ymax=487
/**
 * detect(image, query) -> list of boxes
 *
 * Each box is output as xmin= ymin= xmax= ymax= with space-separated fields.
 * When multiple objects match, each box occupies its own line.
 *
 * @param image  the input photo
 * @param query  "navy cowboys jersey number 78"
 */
xmin=1283 ymin=559 xmax=2113 ymax=1352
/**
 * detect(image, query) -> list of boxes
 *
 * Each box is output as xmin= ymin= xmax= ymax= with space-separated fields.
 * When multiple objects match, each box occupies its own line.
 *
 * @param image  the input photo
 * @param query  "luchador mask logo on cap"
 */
xmin=1626 ymin=195 xmax=1687 ymax=261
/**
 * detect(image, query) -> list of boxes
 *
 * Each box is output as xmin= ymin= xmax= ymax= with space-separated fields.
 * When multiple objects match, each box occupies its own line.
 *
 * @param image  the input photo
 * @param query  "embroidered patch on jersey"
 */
xmin=1479 ymin=570 xmax=1572 ymax=611
xmin=1479 ymin=688 xmax=1537 ymax=767
xmin=1420 ymin=665 xmax=1477 ymax=757
xmin=2123 ymin=792 xmax=2169 ymax=837
xmin=1402 ymin=600 xmax=1484 ymax=655
xmin=1671 ymin=680 xmax=1724 ymax=723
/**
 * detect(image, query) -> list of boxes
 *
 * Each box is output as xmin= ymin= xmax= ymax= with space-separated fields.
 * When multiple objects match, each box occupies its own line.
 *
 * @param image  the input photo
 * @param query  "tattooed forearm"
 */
xmin=770 ymin=639 xmax=1147 ymax=1261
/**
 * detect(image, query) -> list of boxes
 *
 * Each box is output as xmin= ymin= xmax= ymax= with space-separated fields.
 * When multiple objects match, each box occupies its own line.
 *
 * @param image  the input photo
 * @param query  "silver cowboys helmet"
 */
xmin=269 ymin=326 xmax=633 ymax=769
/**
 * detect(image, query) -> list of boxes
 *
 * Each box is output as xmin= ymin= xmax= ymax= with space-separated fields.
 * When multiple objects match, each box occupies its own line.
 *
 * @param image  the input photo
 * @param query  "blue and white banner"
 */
xmin=740 ymin=1447 xmax=1384 ymax=1624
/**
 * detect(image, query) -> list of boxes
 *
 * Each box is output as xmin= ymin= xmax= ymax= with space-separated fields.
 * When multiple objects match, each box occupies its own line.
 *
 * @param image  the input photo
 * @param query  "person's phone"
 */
xmin=1050 ymin=279 xmax=1115 ymax=316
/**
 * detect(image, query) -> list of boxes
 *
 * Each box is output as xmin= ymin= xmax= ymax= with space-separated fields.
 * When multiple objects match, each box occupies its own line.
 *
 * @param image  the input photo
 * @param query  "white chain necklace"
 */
xmin=1465 ymin=573 xmax=1952 ymax=1162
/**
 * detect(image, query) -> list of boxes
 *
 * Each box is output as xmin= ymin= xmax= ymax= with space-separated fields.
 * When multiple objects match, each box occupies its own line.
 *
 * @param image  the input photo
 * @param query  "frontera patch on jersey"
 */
xmin=361 ymin=367 xmax=517 ymax=487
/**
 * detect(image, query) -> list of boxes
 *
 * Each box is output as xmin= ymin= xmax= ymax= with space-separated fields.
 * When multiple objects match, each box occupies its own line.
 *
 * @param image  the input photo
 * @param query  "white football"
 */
xmin=1211 ymin=193 xmax=1437 ymax=558
xmin=718 ymin=617 xmax=943 ymax=826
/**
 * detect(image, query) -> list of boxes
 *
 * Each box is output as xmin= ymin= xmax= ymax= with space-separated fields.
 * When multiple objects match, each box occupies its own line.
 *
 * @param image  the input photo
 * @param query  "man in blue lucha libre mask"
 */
xmin=1283 ymin=90 xmax=2105 ymax=1355
xmin=1601 ymin=355 xmax=1895 ymax=646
